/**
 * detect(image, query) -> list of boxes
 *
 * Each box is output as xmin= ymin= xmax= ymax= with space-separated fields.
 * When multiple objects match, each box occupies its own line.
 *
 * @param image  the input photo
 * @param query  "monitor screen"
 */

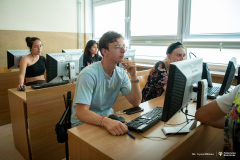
xmin=7 ymin=50 xmax=30 ymax=69
xmin=161 ymin=57 xmax=203 ymax=122
xmin=46 ymin=53 xmax=81 ymax=83
xmin=202 ymin=63 xmax=213 ymax=87
xmin=62 ymin=49 xmax=83 ymax=54
xmin=219 ymin=57 xmax=237 ymax=95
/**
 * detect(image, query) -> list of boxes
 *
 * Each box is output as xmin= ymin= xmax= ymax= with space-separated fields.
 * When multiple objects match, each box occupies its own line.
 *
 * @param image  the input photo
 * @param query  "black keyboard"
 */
xmin=126 ymin=107 xmax=163 ymax=133
xmin=207 ymin=86 xmax=220 ymax=98
xmin=31 ymin=81 xmax=69 ymax=89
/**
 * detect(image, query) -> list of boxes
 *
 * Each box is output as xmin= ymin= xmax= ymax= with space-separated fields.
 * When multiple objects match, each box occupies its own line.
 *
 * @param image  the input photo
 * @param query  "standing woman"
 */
xmin=142 ymin=42 xmax=186 ymax=102
xmin=17 ymin=37 xmax=46 ymax=90
xmin=83 ymin=40 xmax=102 ymax=67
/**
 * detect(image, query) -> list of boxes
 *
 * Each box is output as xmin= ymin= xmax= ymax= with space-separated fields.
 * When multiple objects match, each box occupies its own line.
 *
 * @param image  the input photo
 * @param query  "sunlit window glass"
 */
xmin=187 ymin=48 xmax=240 ymax=65
xmin=131 ymin=0 xmax=178 ymax=36
xmin=190 ymin=0 xmax=240 ymax=34
xmin=94 ymin=1 xmax=125 ymax=39
xmin=131 ymin=46 xmax=168 ymax=60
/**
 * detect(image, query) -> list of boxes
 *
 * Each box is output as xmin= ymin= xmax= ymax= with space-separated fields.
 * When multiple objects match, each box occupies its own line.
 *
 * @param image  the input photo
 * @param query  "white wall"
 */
xmin=0 ymin=0 xmax=78 ymax=33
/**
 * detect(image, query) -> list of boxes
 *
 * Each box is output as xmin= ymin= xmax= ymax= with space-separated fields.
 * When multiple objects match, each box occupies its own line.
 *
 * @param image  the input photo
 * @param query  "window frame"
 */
xmin=92 ymin=0 xmax=240 ymax=72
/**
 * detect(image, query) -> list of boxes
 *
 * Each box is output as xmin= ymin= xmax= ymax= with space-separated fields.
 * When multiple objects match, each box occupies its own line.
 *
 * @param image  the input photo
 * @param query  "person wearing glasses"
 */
xmin=141 ymin=42 xmax=186 ymax=102
xmin=17 ymin=37 xmax=46 ymax=90
xmin=71 ymin=31 xmax=142 ymax=136
xmin=83 ymin=40 xmax=102 ymax=67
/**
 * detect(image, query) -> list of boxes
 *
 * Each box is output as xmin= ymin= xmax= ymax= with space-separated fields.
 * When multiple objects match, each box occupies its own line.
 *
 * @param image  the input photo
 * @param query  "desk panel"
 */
xmin=8 ymin=90 xmax=30 ymax=160
xmin=9 ymin=83 xmax=76 ymax=160
xmin=162 ymin=124 xmax=224 ymax=160
xmin=0 ymin=71 xmax=19 ymax=125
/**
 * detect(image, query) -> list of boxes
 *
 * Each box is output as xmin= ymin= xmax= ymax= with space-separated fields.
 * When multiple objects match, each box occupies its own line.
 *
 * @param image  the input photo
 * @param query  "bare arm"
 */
xmin=121 ymin=60 xmax=142 ymax=106
xmin=18 ymin=57 xmax=28 ymax=90
xmin=76 ymin=103 xmax=128 ymax=135
xmin=195 ymin=100 xmax=226 ymax=129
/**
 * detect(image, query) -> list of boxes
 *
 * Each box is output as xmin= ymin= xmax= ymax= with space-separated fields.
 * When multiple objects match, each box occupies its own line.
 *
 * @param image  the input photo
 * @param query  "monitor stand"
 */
xmin=162 ymin=79 xmax=208 ymax=135
xmin=68 ymin=62 xmax=76 ymax=83
xmin=162 ymin=121 xmax=201 ymax=135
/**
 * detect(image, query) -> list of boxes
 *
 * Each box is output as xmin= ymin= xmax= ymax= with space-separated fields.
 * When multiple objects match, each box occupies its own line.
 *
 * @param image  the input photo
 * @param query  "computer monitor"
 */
xmin=118 ymin=49 xmax=136 ymax=68
xmin=161 ymin=57 xmax=203 ymax=122
xmin=161 ymin=58 xmax=205 ymax=135
xmin=237 ymin=66 xmax=240 ymax=85
xmin=202 ymin=63 xmax=213 ymax=87
xmin=62 ymin=49 xmax=83 ymax=54
xmin=46 ymin=53 xmax=81 ymax=83
xmin=219 ymin=57 xmax=237 ymax=95
xmin=62 ymin=49 xmax=84 ymax=72
xmin=7 ymin=50 xmax=30 ymax=69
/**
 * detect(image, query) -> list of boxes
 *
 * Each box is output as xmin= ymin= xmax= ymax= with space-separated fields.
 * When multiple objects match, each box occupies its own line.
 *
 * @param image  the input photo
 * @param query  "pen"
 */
xmin=126 ymin=131 xmax=135 ymax=139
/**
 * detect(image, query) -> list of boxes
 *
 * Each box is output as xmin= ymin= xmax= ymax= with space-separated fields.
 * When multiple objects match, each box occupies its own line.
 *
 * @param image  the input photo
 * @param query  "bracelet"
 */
xmin=131 ymin=78 xmax=139 ymax=83
xmin=101 ymin=116 xmax=107 ymax=127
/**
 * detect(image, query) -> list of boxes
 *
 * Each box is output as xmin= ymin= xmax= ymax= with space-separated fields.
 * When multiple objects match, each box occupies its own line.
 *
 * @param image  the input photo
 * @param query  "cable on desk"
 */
xmin=125 ymin=119 xmax=195 ymax=140
xmin=164 ymin=119 xmax=195 ymax=126
xmin=181 ymin=105 xmax=195 ymax=118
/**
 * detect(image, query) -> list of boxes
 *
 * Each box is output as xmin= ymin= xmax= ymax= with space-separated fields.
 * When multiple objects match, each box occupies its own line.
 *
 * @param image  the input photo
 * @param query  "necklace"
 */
xmin=31 ymin=53 xmax=35 ymax=62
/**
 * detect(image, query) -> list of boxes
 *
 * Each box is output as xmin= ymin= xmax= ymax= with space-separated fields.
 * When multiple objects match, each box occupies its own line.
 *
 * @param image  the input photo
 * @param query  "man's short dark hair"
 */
xmin=98 ymin=31 xmax=124 ymax=56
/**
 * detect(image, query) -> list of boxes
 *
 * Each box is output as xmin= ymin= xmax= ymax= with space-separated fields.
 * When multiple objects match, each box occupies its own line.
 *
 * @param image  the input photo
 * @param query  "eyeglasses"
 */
xmin=114 ymin=45 xmax=128 ymax=51
xmin=32 ymin=45 xmax=43 ymax=49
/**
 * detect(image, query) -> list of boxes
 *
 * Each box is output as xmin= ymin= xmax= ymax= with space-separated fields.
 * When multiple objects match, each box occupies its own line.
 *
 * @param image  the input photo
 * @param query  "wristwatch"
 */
xmin=131 ymin=78 xmax=139 ymax=83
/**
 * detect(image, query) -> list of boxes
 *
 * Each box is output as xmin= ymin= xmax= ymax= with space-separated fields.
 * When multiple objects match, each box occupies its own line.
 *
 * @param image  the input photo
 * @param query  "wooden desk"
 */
xmin=8 ymin=83 xmax=76 ymax=160
xmin=0 ymin=70 xmax=19 ymax=125
xmin=68 ymin=97 xmax=224 ymax=160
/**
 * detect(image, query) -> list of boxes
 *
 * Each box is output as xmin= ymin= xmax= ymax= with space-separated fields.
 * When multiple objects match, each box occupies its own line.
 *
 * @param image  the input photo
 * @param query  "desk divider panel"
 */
xmin=0 ymin=71 xmax=19 ymax=125
xmin=25 ymin=83 xmax=76 ymax=160
xmin=8 ymin=90 xmax=30 ymax=160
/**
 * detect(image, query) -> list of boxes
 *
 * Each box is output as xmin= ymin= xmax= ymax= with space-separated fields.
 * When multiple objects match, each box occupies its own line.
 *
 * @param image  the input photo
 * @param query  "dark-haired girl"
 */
xmin=17 ymin=37 xmax=46 ymax=90
xmin=83 ymin=40 xmax=102 ymax=67
xmin=141 ymin=42 xmax=186 ymax=102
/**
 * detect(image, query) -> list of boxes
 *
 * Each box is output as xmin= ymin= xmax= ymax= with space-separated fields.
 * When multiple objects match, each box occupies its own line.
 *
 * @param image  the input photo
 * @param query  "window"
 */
xmin=187 ymin=48 xmax=240 ymax=65
xmin=131 ymin=45 xmax=167 ymax=60
xmin=92 ymin=0 xmax=240 ymax=72
xmin=185 ymin=0 xmax=240 ymax=40
xmin=131 ymin=0 xmax=179 ymax=37
xmin=93 ymin=0 xmax=125 ymax=39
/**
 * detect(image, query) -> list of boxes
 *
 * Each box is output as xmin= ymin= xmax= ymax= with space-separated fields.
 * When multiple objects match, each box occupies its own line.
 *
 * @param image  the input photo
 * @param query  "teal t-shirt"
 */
xmin=71 ymin=61 xmax=131 ymax=127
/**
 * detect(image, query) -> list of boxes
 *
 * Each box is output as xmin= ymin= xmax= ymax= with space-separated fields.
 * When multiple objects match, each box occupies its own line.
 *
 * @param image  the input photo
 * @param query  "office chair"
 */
xmin=55 ymin=91 xmax=72 ymax=160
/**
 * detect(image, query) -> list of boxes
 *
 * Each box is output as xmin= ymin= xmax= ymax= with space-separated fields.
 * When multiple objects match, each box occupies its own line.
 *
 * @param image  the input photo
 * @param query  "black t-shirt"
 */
xmin=83 ymin=55 xmax=102 ymax=67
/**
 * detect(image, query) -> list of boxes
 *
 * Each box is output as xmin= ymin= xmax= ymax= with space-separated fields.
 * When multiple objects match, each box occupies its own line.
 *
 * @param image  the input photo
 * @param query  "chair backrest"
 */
xmin=112 ymin=71 xmax=150 ymax=112
xmin=63 ymin=90 xmax=75 ymax=109
xmin=139 ymin=75 xmax=149 ymax=90
xmin=56 ymin=91 xmax=73 ymax=143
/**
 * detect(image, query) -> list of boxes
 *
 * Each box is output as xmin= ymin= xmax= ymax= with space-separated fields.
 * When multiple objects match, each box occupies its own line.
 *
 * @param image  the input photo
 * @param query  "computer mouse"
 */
xmin=108 ymin=115 xmax=125 ymax=123
xmin=19 ymin=86 xmax=25 ymax=91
